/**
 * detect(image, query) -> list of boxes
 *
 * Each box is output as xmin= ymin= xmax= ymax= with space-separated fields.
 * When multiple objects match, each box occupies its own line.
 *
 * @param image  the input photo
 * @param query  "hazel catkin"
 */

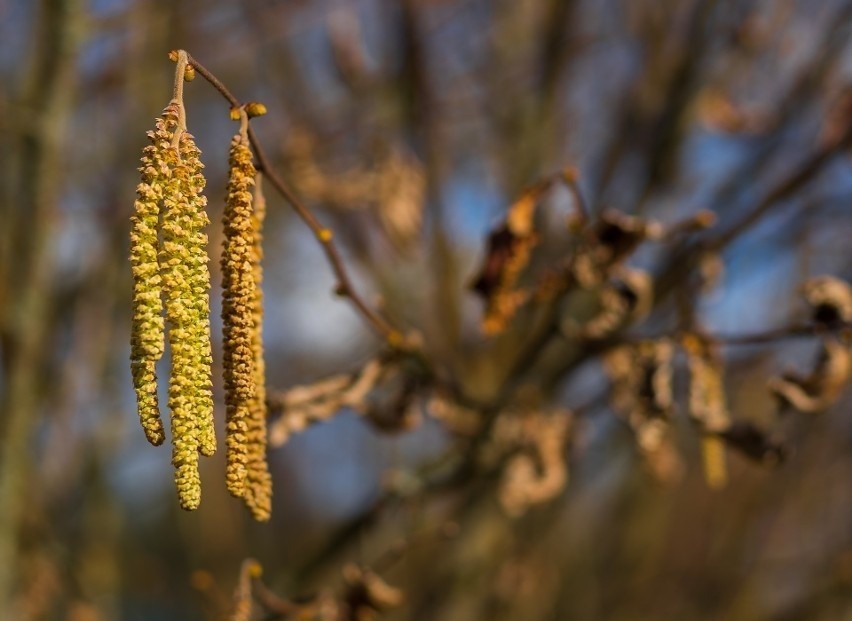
xmin=221 ymin=129 xmax=273 ymax=520
xmin=222 ymin=132 xmax=258 ymax=499
xmin=132 ymin=60 xmax=274 ymax=517
xmin=130 ymin=108 xmax=175 ymax=447
xmin=158 ymin=106 xmax=214 ymax=510
xmin=244 ymin=175 xmax=272 ymax=521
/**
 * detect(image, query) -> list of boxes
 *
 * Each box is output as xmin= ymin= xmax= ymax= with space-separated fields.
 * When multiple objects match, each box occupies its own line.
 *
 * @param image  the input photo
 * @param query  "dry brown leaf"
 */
xmin=470 ymin=177 xmax=567 ymax=335
xmin=803 ymin=275 xmax=852 ymax=326
xmin=766 ymin=276 xmax=852 ymax=413
xmin=717 ymin=421 xmax=787 ymax=465
xmin=579 ymin=267 xmax=653 ymax=339
xmin=768 ymin=337 xmax=851 ymax=413
xmin=470 ymin=205 xmax=540 ymax=334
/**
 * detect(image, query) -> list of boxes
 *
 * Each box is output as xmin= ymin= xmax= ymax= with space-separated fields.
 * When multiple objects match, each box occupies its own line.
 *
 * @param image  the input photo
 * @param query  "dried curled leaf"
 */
xmin=592 ymin=210 xmax=664 ymax=264
xmin=578 ymin=267 xmax=653 ymax=339
xmin=492 ymin=410 xmax=572 ymax=516
xmin=717 ymin=421 xmax=787 ymax=465
xmin=470 ymin=194 xmax=541 ymax=335
xmin=573 ymin=209 xmax=713 ymax=288
xmin=763 ymin=277 xmax=852 ymax=414
xmin=803 ymin=275 xmax=852 ymax=326
xmin=604 ymin=340 xmax=683 ymax=483
xmin=768 ymin=337 xmax=851 ymax=413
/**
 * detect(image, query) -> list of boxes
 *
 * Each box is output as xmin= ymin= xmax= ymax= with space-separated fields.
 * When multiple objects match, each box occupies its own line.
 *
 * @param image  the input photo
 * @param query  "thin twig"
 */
xmin=182 ymin=52 xmax=401 ymax=343
xmin=615 ymin=322 xmax=851 ymax=347
xmin=700 ymin=322 xmax=850 ymax=346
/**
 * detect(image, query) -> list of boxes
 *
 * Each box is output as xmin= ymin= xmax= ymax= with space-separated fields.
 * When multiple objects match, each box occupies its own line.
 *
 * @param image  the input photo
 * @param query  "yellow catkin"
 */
xmin=130 ymin=110 xmax=172 ymax=447
xmin=222 ymin=133 xmax=258 ymax=498
xmin=178 ymin=131 xmax=216 ymax=459
xmin=244 ymin=174 xmax=272 ymax=521
xmin=159 ymin=102 xmax=214 ymax=510
xmin=701 ymin=436 xmax=728 ymax=490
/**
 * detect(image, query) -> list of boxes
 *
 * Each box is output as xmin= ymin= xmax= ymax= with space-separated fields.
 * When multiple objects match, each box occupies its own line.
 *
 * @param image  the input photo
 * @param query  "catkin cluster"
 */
xmin=222 ymin=129 xmax=272 ymax=520
xmin=131 ymin=53 xmax=272 ymax=520
xmin=130 ymin=101 xmax=215 ymax=511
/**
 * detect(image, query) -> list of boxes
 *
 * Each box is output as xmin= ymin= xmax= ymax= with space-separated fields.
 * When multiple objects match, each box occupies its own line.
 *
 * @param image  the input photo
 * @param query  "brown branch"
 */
xmin=697 ymin=322 xmax=851 ymax=347
xmin=182 ymin=52 xmax=402 ymax=344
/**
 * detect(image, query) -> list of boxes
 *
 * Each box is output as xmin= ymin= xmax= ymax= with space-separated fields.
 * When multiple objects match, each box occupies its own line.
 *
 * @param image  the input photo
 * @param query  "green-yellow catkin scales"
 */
xmin=701 ymin=436 xmax=728 ymax=490
xmin=158 ymin=98 xmax=214 ymax=511
xmin=177 ymin=130 xmax=216 ymax=460
xmin=130 ymin=110 xmax=172 ymax=446
xmin=244 ymin=174 xmax=272 ymax=521
xmin=222 ymin=127 xmax=258 ymax=499
xmin=132 ymin=51 xmax=216 ymax=512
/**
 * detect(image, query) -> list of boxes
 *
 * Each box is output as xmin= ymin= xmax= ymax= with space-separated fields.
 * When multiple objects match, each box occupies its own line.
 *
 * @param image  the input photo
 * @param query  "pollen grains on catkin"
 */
xmin=130 ymin=107 xmax=173 ymax=447
xmin=222 ymin=130 xmax=260 ymax=501
xmin=158 ymin=107 xmax=215 ymax=511
xmin=244 ymin=174 xmax=272 ymax=521
xmin=177 ymin=129 xmax=216 ymax=460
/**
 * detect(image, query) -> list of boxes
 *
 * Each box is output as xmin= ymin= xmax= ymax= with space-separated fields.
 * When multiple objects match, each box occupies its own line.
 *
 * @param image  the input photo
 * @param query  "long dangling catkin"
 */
xmin=244 ymin=174 xmax=272 ymax=521
xmin=159 ymin=102 xmax=214 ymax=511
xmin=130 ymin=109 xmax=173 ymax=447
xmin=222 ymin=129 xmax=258 ymax=499
xmin=178 ymin=131 xmax=216 ymax=459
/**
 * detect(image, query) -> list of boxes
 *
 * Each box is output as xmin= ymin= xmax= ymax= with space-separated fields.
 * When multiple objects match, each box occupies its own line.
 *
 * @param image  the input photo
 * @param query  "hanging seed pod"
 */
xmin=222 ymin=125 xmax=259 ymax=499
xmin=130 ymin=107 xmax=177 ymax=447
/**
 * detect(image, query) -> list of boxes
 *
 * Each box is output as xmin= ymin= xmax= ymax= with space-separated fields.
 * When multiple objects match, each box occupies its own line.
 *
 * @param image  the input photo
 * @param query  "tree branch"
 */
xmin=183 ymin=52 xmax=402 ymax=344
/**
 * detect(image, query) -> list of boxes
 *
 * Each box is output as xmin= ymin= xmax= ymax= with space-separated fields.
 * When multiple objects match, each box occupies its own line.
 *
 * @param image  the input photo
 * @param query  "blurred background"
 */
xmin=2 ymin=0 xmax=852 ymax=619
